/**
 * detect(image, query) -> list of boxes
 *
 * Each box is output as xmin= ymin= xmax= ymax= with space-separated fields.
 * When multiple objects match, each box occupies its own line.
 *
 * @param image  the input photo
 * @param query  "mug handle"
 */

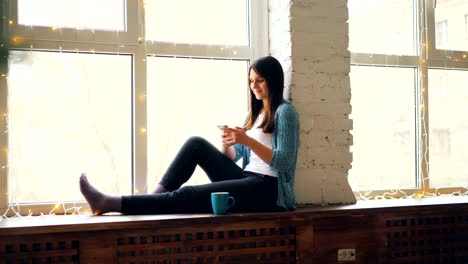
xmin=228 ymin=196 xmax=235 ymax=209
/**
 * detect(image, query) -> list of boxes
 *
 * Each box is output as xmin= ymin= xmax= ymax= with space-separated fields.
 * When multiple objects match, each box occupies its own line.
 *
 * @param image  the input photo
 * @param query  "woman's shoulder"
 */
xmin=276 ymin=102 xmax=298 ymax=117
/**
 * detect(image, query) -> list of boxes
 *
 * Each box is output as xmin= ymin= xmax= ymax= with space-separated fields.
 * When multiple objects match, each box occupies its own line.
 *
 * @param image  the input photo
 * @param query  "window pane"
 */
xmin=147 ymin=57 xmax=248 ymax=190
xmin=429 ymin=69 xmax=468 ymax=187
xmin=349 ymin=66 xmax=416 ymax=190
xmin=436 ymin=20 xmax=449 ymax=47
xmin=8 ymin=50 xmax=132 ymax=203
xmin=434 ymin=0 xmax=468 ymax=51
xmin=348 ymin=0 xmax=416 ymax=55
xmin=145 ymin=0 xmax=249 ymax=45
xmin=18 ymin=0 xmax=125 ymax=31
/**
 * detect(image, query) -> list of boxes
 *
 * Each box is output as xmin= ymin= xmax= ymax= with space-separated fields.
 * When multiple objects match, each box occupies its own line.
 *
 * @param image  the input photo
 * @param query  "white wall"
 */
xmin=270 ymin=0 xmax=356 ymax=205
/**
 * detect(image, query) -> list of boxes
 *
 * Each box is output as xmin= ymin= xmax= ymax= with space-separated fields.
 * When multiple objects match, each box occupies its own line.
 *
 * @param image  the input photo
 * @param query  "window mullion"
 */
xmin=133 ymin=47 xmax=147 ymax=195
xmin=133 ymin=0 xmax=147 ymax=195
xmin=145 ymin=42 xmax=253 ymax=59
xmin=418 ymin=65 xmax=430 ymax=193
xmin=351 ymin=53 xmax=419 ymax=67
xmin=1 ymin=0 xmax=8 ymax=212
xmin=419 ymin=0 xmax=430 ymax=194
xmin=250 ymin=0 xmax=269 ymax=59
xmin=0 ymin=45 xmax=7 ymax=212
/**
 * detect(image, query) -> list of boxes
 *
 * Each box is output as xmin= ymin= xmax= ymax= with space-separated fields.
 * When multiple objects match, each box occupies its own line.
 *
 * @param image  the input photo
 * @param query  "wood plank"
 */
xmin=295 ymin=220 xmax=313 ymax=263
xmin=0 ymin=248 xmax=78 ymax=258
xmin=116 ymin=234 xmax=295 ymax=251
xmin=116 ymin=245 xmax=295 ymax=261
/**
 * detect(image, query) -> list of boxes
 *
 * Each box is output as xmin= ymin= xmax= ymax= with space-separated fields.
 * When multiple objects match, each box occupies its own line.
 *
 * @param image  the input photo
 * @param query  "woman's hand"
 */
xmin=220 ymin=126 xmax=237 ymax=160
xmin=224 ymin=126 xmax=251 ymax=147
xmin=221 ymin=125 xmax=273 ymax=164
xmin=221 ymin=126 xmax=235 ymax=148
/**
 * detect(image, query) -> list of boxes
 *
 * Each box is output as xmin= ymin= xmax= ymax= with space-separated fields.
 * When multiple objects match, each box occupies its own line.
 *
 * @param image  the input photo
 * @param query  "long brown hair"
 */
xmin=244 ymin=56 xmax=285 ymax=133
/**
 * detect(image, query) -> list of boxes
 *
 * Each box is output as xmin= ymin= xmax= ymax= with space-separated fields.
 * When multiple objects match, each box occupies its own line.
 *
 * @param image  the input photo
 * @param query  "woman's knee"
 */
xmin=185 ymin=136 xmax=211 ymax=150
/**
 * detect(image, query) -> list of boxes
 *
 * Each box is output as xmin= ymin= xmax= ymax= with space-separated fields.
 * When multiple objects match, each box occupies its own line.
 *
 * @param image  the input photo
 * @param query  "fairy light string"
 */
xmin=0 ymin=0 xmax=152 ymax=219
xmin=1 ymin=1 xmax=468 ymax=220
xmin=0 ymin=3 xmax=113 ymax=219
xmin=418 ymin=0 xmax=430 ymax=199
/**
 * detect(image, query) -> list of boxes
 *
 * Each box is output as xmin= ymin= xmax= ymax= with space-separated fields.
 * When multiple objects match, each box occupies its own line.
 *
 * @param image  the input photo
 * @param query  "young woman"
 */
xmin=79 ymin=55 xmax=300 ymax=215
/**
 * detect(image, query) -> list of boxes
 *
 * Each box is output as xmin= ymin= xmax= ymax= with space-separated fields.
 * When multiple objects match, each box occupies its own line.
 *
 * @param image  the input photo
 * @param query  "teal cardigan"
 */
xmin=233 ymin=103 xmax=300 ymax=211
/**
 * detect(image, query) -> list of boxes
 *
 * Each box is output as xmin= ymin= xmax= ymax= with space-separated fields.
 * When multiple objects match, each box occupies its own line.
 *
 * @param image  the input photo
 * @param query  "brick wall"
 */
xmin=270 ymin=0 xmax=356 ymax=205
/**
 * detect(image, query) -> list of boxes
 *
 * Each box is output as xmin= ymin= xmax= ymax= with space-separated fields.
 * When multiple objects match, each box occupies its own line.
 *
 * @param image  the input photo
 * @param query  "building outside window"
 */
xmin=430 ymin=128 xmax=451 ymax=155
xmin=435 ymin=20 xmax=448 ymax=47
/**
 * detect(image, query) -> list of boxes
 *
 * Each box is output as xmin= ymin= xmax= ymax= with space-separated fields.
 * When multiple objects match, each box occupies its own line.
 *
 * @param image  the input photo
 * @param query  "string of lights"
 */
xmin=355 ymin=0 xmax=468 ymax=201
xmin=1 ymin=0 xmax=468 ymax=220
xmin=0 ymin=1 xmax=246 ymax=219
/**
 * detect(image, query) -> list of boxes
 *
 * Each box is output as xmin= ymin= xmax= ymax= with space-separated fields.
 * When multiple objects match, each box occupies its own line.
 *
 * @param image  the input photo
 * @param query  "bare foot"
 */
xmin=152 ymin=183 xmax=167 ymax=194
xmin=79 ymin=173 xmax=121 ymax=215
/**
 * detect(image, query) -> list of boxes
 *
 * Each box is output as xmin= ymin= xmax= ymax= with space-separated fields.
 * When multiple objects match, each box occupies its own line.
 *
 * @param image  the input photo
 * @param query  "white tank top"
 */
xmin=244 ymin=114 xmax=278 ymax=177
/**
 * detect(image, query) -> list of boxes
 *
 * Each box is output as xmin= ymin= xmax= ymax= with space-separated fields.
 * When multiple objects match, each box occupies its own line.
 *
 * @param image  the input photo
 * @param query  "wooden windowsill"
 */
xmin=296 ymin=195 xmax=468 ymax=212
xmin=1 ymin=195 xmax=467 ymax=236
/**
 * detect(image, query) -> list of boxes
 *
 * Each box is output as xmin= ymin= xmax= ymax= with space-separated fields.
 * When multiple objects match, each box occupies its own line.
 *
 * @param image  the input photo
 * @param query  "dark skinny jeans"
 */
xmin=122 ymin=136 xmax=282 ymax=214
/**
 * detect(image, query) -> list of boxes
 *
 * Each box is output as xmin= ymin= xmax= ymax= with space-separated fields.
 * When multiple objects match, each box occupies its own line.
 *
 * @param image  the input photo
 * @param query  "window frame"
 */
xmin=0 ymin=0 xmax=268 ymax=216
xmin=7 ymin=0 xmax=138 ymax=45
xmin=350 ymin=0 xmax=468 ymax=199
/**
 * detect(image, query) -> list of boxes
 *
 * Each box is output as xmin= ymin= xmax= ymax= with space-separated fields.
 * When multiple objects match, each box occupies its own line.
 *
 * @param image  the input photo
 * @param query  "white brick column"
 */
xmin=269 ymin=0 xmax=356 ymax=205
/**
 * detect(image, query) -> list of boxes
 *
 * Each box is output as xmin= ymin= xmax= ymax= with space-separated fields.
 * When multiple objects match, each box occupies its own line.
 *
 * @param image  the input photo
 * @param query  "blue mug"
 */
xmin=211 ymin=192 xmax=235 ymax=215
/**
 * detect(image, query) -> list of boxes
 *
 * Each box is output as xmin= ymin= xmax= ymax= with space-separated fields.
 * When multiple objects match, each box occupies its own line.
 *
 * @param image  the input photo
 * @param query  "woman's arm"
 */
xmin=224 ymin=126 xmax=273 ymax=164
xmin=269 ymin=104 xmax=300 ymax=172
xmin=221 ymin=105 xmax=299 ymax=169
xmin=221 ymin=145 xmax=236 ymax=160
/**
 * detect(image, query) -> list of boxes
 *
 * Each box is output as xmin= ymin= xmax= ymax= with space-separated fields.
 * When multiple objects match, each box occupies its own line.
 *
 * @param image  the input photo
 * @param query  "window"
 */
xmin=17 ymin=0 xmax=125 ymax=31
xmin=435 ymin=20 xmax=448 ymax=47
xmin=430 ymin=70 xmax=449 ymax=97
xmin=428 ymin=69 xmax=468 ymax=188
xmin=7 ymin=51 xmax=132 ymax=203
xmin=145 ymin=1 xmax=248 ymax=45
xmin=0 ymin=0 xmax=267 ymax=215
xmin=146 ymin=57 xmax=248 ymax=187
xmin=349 ymin=65 xmax=416 ymax=191
xmin=348 ymin=0 xmax=468 ymax=198
xmin=348 ymin=0 xmax=415 ymax=55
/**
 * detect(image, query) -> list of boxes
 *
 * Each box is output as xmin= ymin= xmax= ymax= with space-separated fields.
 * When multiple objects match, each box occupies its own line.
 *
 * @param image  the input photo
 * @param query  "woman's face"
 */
xmin=249 ymin=68 xmax=269 ymax=101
